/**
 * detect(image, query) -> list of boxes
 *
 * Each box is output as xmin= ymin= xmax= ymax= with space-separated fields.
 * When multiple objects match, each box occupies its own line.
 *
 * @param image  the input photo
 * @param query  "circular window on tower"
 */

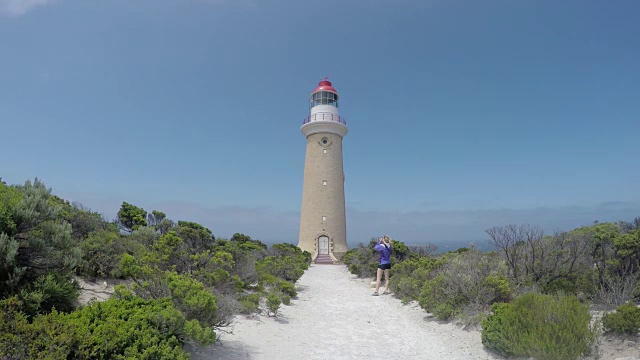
xmin=319 ymin=137 xmax=332 ymax=147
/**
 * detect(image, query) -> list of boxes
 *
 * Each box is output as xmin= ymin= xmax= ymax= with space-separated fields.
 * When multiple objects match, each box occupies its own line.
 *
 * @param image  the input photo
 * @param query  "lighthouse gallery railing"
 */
xmin=303 ymin=113 xmax=347 ymax=125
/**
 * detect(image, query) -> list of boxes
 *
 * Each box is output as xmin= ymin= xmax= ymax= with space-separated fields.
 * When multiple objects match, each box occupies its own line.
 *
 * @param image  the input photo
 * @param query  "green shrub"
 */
xmin=575 ymin=271 xmax=597 ymax=298
xmin=542 ymin=277 xmax=578 ymax=296
xmin=240 ymin=293 xmax=261 ymax=303
xmin=434 ymin=302 xmax=457 ymax=321
xmin=260 ymin=273 xmax=279 ymax=286
xmin=391 ymin=239 xmax=410 ymax=261
xmin=419 ymin=275 xmax=466 ymax=321
xmin=190 ymin=250 xmax=237 ymax=289
xmin=16 ymin=273 xmax=79 ymax=317
xmin=342 ymin=244 xmax=378 ymax=278
xmin=277 ymin=280 xmax=297 ymax=297
xmin=166 ymin=272 xmax=218 ymax=327
xmin=266 ymin=292 xmax=281 ymax=317
xmin=271 ymin=243 xmax=310 ymax=267
xmin=438 ymin=250 xmax=511 ymax=310
xmin=281 ymin=294 xmax=291 ymax=305
xmin=79 ymin=230 xmax=126 ymax=278
xmin=240 ymin=300 xmax=259 ymax=314
xmin=230 ymin=275 xmax=245 ymax=292
xmin=0 ymin=297 xmax=75 ymax=360
xmin=0 ymin=182 xmax=22 ymax=236
xmin=347 ymin=264 xmax=360 ymax=275
xmin=480 ymin=302 xmax=512 ymax=355
xmin=390 ymin=276 xmax=424 ymax=302
xmin=257 ymin=255 xmax=306 ymax=283
xmin=481 ymin=293 xmax=597 ymax=360
xmin=239 ymin=293 xmax=261 ymax=314
xmin=602 ymin=302 xmax=640 ymax=335
xmin=257 ymin=256 xmax=304 ymax=283
xmin=0 ymin=290 xmax=214 ymax=360
xmin=418 ymin=275 xmax=447 ymax=312
xmin=414 ymin=250 xmax=512 ymax=321
xmin=1 ymin=179 xmax=82 ymax=306
xmin=389 ymin=256 xmax=444 ymax=301
xmin=302 ymin=250 xmax=312 ymax=264
xmin=482 ymin=275 xmax=512 ymax=303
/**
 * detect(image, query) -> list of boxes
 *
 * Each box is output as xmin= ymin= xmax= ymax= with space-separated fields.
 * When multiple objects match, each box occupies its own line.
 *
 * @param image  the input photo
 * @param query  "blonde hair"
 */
xmin=382 ymin=235 xmax=392 ymax=244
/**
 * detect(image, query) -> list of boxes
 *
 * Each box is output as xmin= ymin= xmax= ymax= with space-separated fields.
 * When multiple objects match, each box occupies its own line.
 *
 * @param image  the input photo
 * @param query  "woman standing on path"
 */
xmin=373 ymin=235 xmax=392 ymax=296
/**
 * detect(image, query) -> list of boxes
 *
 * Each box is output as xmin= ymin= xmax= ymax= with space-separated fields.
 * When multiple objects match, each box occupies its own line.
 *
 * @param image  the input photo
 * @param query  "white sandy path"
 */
xmin=187 ymin=264 xmax=502 ymax=360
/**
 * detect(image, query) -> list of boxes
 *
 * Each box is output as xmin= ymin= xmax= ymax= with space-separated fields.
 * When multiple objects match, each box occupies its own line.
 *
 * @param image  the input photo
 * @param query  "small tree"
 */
xmin=147 ymin=210 xmax=175 ymax=234
xmin=176 ymin=221 xmax=215 ymax=252
xmin=1 ymin=179 xmax=82 ymax=315
xmin=117 ymin=202 xmax=147 ymax=233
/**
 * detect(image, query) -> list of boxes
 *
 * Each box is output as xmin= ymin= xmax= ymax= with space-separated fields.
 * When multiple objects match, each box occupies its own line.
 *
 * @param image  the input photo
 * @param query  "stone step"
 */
xmin=315 ymin=254 xmax=334 ymax=265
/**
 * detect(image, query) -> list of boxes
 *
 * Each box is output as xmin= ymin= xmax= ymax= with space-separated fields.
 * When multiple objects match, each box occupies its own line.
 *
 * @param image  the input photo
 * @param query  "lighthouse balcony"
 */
xmin=303 ymin=113 xmax=347 ymax=125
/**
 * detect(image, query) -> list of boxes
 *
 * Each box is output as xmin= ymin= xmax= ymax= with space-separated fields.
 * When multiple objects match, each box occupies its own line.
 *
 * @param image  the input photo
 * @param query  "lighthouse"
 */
xmin=298 ymin=79 xmax=348 ymax=264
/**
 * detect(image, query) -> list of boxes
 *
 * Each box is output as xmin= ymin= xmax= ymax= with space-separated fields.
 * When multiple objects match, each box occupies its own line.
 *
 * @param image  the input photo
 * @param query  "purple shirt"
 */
xmin=374 ymin=243 xmax=392 ymax=265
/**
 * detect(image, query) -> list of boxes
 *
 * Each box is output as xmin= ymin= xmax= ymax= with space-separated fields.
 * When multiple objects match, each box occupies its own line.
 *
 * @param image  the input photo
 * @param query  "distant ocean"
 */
xmin=415 ymin=239 xmax=494 ymax=254
xmin=276 ymin=239 xmax=495 ymax=254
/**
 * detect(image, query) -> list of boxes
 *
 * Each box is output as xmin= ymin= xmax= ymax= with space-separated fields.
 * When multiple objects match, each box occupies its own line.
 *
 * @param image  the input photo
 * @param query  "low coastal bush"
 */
xmin=256 ymin=243 xmax=311 ymax=283
xmin=433 ymin=302 xmax=457 ymax=321
xmin=280 ymin=294 xmax=291 ymax=305
xmin=257 ymin=256 xmax=305 ymax=283
xmin=276 ymin=280 xmax=297 ymax=297
xmin=20 ymin=273 xmax=80 ymax=317
xmin=342 ymin=241 xmax=379 ymax=278
xmin=602 ymin=302 xmax=640 ymax=335
xmin=389 ymin=256 xmax=442 ymax=302
xmin=391 ymin=247 xmax=512 ymax=320
xmin=239 ymin=293 xmax=261 ymax=314
xmin=0 ymin=288 xmax=215 ymax=360
xmin=481 ymin=293 xmax=597 ymax=360
xmin=240 ymin=300 xmax=260 ymax=314
xmin=266 ymin=292 xmax=281 ymax=317
xmin=419 ymin=275 xmax=451 ymax=315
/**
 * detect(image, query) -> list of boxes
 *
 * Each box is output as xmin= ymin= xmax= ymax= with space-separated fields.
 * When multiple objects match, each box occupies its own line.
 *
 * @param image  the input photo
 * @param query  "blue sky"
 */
xmin=1 ymin=0 xmax=639 ymax=250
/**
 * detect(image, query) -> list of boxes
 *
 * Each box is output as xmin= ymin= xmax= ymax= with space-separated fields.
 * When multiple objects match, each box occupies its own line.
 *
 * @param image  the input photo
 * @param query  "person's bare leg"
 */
xmin=374 ymin=268 xmax=382 ymax=295
xmin=383 ymin=269 xmax=390 ymax=294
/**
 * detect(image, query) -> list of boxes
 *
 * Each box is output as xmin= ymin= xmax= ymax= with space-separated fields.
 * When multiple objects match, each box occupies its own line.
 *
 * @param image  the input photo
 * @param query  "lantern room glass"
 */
xmin=310 ymin=91 xmax=339 ymax=109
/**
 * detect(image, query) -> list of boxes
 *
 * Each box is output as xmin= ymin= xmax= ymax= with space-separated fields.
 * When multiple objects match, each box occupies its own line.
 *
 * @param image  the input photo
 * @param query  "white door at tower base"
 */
xmin=318 ymin=236 xmax=329 ymax=255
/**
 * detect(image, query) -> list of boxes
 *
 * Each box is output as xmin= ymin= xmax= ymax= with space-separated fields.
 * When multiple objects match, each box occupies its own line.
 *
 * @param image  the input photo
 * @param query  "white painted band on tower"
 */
xmin=298 ymin=79 xmax=348 ymax=263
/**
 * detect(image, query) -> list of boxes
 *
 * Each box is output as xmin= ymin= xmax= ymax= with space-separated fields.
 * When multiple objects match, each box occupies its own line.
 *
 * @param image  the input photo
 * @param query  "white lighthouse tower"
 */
xmin=298 ymin=79 xmax=348 ymax=264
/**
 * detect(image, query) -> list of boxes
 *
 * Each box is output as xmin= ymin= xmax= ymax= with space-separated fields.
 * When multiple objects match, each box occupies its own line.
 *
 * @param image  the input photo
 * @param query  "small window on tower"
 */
xmin=323 ymin=149 xmax=327 ymax=154
xmin=323 ymin=180 xmax=327 ymax=186
xmin=322 ymin=216 xmax=327 ymax=223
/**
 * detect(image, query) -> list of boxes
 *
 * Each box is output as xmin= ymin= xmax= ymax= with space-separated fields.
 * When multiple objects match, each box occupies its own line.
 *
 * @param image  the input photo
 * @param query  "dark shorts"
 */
xmin=378 ymin=263 xmax=391 ymax=270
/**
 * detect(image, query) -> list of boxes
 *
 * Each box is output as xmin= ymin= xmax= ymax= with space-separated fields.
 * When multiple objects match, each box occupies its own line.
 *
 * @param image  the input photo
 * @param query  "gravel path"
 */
xmin=187 ymin=264 xmax=501 ymax=360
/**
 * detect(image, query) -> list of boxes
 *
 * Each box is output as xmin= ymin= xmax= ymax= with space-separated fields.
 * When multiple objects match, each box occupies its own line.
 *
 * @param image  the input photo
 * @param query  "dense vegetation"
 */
xmin=0 ymin=178 xmax=311 ymax=359
xmin=481 ymin=293 xmax=597 ymax=360
xmin=343 ymin=220 xmax=640 ymax=359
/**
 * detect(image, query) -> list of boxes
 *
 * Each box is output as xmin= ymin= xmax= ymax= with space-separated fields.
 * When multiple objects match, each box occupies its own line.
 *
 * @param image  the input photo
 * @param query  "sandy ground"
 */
xmin=596 ymin=336 xmax=640 ymax=360
xmin=187 ymin=265 xmax=502 ymax=360
xmin=74 ymin=276 xmax=118 ymax=305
